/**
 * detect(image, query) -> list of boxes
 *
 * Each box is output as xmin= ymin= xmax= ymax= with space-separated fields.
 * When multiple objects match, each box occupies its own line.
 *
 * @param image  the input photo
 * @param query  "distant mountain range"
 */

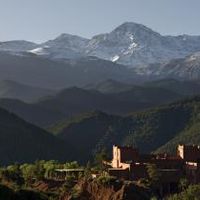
xmin=0 ymin=22 xmax=200 ymax=85
xmin=1 ymin=22 xmax=200 ymax=68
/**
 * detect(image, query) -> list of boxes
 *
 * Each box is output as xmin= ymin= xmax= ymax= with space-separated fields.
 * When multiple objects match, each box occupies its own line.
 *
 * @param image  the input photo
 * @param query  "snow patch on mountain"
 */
xmin=28 ymin=46 xmax=49 ymax=55
xmin=112 ymin=55 xmax=120 ymax=62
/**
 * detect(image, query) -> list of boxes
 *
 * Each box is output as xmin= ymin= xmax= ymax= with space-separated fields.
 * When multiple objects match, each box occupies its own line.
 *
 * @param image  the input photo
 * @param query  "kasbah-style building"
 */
xmin=107 ymin=144 xmax=200 ymax=193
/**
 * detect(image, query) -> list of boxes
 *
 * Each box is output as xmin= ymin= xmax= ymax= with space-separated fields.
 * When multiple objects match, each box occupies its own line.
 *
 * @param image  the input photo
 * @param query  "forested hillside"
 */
xmin=50 ymin=96 xmax=200 ymax=160
xmin=1 ymin=93 xmax=200 ymax=164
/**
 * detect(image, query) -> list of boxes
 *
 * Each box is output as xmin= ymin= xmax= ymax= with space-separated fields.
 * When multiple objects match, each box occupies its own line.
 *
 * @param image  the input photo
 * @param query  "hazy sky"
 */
xmin=0 ymin=0 xmax=200 ymax=43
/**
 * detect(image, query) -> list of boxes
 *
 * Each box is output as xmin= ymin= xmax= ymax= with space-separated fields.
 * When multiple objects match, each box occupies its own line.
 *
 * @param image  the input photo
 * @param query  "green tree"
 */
xmin=43 ymin=160 xmax=59 ymax=178
xmin=94 ymin=148 xmax=108 ymax=171
xmin=20 ymin=163 xmax=37 ymax=186
xmin=60 ymin=175 xmax=76 ymax=193
xmin=64 ymin=161 xmax=79 ymax=169
xmin=96 ymin=175 xmax=116 ymax=186
xmin=168 ymin=184 xmax=200 ymax=200
xmin=34 ymin=160 xmax=45 ymax=181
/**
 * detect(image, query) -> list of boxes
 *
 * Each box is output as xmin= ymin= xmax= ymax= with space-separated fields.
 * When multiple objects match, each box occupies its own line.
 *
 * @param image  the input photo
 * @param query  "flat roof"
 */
xmin=158 ymin=169 xmax=179 ymax=172
xmin=55 ymin=169 xmax=84 ymax=172
xmin=108 ymin=168 xmax=128 ymax=171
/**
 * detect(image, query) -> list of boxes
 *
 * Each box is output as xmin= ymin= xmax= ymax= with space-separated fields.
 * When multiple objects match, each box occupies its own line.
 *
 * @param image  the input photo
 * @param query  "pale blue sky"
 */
xmin=0 ymin=0 xmax=200 ymax=43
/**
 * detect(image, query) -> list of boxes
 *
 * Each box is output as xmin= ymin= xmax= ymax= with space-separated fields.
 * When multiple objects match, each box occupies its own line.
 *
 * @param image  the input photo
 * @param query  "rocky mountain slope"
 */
xmin=136 ymin=52 xmax=200 ymax=80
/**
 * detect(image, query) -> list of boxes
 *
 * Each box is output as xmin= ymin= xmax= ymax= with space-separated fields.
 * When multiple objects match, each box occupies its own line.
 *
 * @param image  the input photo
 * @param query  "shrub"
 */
xmin=96 ymin=175 xmax=116 ymax=186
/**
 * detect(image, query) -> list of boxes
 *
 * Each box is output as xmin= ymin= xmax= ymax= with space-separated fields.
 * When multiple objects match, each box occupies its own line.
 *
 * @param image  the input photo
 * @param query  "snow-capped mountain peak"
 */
xmin=85 ymin=22 xmax=164 ymax=66
xmin=112 ymin=22 xmax=160 ymax=36
xmin=1 ymin=22 xmax=200 ymax=68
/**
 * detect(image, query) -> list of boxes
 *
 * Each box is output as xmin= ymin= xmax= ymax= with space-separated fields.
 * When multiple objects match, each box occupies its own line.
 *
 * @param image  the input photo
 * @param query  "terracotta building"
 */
xmin=177 ymin=144 xmax=200 ymax=162
xmin=108 ymin=144 xmax=200 ymax=192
